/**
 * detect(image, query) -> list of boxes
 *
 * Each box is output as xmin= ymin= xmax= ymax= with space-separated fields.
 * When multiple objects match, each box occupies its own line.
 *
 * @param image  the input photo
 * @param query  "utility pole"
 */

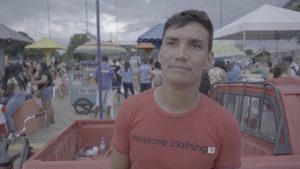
xmin=220 ymin=0 xmax=223 ymax=28
xmin=85 ymin=0 xmax=88 ymax=34
xmin=46 ymin=0 xmax=51 ymax=38
xmin=115 ymin=0 xmax=118 ymax=43
xmin=34 ymin=17 xmax=37 ymax=38
xmin=96 ymin=0 xmax=103 ymax=119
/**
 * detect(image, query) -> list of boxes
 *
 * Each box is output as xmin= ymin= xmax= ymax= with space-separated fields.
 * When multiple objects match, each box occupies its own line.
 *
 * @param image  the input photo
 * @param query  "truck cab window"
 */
xmin=260 ymin=100 xmax=276 ymax=140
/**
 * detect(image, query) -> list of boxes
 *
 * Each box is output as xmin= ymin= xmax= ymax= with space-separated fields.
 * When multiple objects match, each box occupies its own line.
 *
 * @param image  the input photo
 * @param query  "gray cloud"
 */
xmin=0 ymin=0 xmax=288 ymax=45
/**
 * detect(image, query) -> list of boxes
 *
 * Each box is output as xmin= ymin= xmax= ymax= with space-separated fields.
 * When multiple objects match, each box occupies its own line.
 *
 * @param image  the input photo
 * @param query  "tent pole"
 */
xmin=276 ymin=39 xmax=279 ymax=57
xmin=0 ymin=41 xmax=5 ymax=70
xmin=243 ymin=30 xmax=246 ymax=52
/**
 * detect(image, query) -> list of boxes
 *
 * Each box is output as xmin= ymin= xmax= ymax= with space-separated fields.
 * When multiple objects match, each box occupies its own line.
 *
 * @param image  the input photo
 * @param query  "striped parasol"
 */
xmin=75 ymin=40 xmax=127 ymax=56
xmin=25 ymin=37 xmax=66 ymax=65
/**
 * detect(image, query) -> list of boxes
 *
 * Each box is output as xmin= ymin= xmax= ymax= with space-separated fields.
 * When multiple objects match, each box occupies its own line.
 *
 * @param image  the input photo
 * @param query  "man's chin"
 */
xmin=167 ymin=76 xmax=190 ymax=86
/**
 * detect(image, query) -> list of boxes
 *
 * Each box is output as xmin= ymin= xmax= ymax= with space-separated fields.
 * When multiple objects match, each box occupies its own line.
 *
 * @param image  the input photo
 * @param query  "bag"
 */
xmin=34 ymin=89 xmax=42 ymax=98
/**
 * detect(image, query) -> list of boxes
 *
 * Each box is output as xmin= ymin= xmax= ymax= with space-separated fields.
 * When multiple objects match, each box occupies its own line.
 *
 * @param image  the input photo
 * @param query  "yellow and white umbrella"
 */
xmin=25 ymin=37 xmax=66 ymax=65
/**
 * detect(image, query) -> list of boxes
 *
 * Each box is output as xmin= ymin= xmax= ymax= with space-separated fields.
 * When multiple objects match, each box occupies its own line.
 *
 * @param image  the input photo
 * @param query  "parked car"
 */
xmin=209 ymin=77 xmax=300 ymax=168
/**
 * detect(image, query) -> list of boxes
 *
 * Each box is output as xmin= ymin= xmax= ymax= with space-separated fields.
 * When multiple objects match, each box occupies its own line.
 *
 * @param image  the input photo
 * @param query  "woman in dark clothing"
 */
xmin=33 ymin=61 xmax=55 ymax=126
xmin=1 ymin=64 xmax=26 ymax=138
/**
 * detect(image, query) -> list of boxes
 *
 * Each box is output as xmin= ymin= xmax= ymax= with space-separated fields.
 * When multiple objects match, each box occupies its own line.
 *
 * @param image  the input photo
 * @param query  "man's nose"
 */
xmin=175 ymin=44 xmax=188 ymax=60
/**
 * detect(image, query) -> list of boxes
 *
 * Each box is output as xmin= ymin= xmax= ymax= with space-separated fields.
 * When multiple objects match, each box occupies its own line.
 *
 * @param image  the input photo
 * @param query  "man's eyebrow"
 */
xmin=189 ymin=39 xmax=205 ymax=44
xmin=165 ymin=37 xmax=178 ymax=41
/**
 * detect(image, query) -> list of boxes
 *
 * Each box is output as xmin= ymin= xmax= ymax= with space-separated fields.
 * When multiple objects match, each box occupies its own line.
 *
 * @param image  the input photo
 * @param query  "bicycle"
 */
xmin=0 ymin=112 xmax=45 ymax=169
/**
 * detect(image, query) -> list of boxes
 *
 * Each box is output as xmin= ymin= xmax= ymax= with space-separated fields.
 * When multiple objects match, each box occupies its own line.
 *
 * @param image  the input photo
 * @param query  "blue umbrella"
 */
xmin=137 ymin=23 xmax=164 ymax=48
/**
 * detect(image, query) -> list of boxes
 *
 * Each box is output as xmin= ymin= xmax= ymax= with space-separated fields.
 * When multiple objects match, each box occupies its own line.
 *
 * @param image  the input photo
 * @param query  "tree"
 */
xmin=4 ymin=31 xmax=36 ymax=62
xmin=22 ymin=49 xmax=45 ymax=61
xmin=67 ymin=34 xmax=90 ymax=61
xmin=235 ymin=43 xmax=244 ymax=51
xmin=244 ymin=49 xmax=254 ymax=56
xmin=284 ymin=0 xmax=300 ymax=10
xmin=284 ymin=0 xmax=300 ymax=44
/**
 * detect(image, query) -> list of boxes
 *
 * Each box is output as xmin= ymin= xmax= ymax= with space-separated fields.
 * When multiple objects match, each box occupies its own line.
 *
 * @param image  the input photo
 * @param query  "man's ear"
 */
xmin=206 ymin=52 xmax=214 ymax=68
xmin=158 ymin=50 xmax=162 ymax=63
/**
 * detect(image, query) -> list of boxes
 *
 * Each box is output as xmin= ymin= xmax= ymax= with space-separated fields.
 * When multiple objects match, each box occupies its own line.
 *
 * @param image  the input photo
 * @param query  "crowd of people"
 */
xmin=0 ymin=60 xmax=67 ymax=139
xmin=91 ymin=45 xmax=300 ymax=121
xmin=206 ymin=52 xmax=300 ymax=87
xmin=92 ymin=56 xmax=163 ymax=119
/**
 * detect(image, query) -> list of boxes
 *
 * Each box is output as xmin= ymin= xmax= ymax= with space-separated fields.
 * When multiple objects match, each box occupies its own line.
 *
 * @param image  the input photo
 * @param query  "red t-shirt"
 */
xmin=112 ymin=89 xmax=241 ymax=169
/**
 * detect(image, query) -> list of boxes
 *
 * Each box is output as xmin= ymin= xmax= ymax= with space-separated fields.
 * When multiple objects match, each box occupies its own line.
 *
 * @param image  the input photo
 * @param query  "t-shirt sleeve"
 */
xmin=112 ymin=100 xmax=131 ymax=154
xmin=214 ymin=119 xmax=241 ymax=169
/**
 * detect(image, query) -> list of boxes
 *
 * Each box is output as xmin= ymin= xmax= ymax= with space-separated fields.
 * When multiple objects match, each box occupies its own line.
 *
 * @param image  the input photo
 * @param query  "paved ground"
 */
xmin=8 ymin=92 xmax=123 ymax=152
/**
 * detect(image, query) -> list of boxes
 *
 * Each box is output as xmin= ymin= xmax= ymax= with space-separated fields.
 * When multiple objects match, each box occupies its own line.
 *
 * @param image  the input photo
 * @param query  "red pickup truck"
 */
xmin=209 ymin=77 xmax=300 ymax=169
xmin=23 ymin=77 xmax=300 ymax=169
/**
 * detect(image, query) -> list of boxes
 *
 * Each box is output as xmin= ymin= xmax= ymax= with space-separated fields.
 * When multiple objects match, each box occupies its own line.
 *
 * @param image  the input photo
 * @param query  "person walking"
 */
xmin=117 ymin=61 xmax=135 ymax=99
xmin=94 ymin=56 xmax=116 ymax=119
xmin=138 ymin=57 xmax=152 ymax=92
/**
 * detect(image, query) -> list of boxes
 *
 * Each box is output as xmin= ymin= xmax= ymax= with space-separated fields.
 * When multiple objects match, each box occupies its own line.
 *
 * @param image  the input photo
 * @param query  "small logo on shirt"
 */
xmin=207 ymin=147 xmax=216 ymax=154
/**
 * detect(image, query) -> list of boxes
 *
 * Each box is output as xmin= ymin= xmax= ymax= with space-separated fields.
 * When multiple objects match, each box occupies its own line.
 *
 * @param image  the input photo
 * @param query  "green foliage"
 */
xmin=66 ymin=33 xmax=90 ymax=62
xmin=244 ymin=49 xmax=254 ymax=56
xmin=284 ymin=0 xmax=300 ymax=44
xmin=4 ymin=31 xmax=37 ymax=61
xmin=22 ymin=49 xmax=45 ymax=61
xmin=4 ymin=42 xmax=24 ymax=57
xmin=67 ymin=34 xmax=89 ymax=54
xmin=235 ymin=44 xmax=244 ymax=51
xmin=284 ymin=0 xmax=300 ymax=10
xmin=61 ymin=52 xmax=72 ymax=61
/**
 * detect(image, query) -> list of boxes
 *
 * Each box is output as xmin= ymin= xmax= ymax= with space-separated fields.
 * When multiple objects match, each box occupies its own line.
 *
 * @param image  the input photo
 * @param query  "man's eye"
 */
xmin=166 ymin=41 xmax=176 ymax=46
xmin=192 ymin=43 xmax=202 ymax=48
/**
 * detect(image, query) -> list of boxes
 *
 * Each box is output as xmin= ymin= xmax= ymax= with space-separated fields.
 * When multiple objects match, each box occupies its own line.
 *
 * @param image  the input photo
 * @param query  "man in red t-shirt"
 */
xmin=111 ymin=10 xmax=241 ymax=169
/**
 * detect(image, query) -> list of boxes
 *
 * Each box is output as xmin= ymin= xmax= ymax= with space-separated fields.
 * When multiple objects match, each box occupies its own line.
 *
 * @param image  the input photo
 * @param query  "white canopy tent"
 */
xmin=214 ymin=4 xmax=300 ymax=41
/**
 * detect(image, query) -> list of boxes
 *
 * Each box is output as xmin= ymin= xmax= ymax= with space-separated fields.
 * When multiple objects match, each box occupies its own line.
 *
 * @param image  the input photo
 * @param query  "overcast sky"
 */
xmin=0 ymin=0 xmax=289 ymax=46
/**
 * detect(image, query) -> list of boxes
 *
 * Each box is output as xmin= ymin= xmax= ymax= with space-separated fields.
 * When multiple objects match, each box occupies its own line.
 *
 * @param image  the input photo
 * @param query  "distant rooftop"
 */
xmin=0 ymin=22 xmax=33 ymax=43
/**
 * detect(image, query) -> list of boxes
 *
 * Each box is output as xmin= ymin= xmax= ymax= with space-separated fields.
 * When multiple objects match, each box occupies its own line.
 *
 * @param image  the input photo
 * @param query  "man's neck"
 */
xmin=154 ymin=84 xmax=200 ymax=114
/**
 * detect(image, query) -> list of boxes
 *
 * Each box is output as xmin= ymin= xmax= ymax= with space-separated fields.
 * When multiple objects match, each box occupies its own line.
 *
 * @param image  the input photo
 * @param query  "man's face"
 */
xmin=158 ymin=22 xmax=213 ymax=86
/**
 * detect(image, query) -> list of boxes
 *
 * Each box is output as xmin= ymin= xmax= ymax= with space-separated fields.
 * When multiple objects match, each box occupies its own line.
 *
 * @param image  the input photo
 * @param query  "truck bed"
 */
xmin=23 ymin=120 xmax=114 ymax=169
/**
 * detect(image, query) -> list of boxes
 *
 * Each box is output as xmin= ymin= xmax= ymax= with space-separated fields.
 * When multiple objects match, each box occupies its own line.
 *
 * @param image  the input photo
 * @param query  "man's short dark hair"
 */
xmin=102 ymin=55 xmax=108 ymax=62
xmin=162 ymin=10 xmax=214 ymax=51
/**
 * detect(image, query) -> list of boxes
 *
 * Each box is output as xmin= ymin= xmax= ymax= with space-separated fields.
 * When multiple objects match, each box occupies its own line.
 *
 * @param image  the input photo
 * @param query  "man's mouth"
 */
xmin=168 ymin=64 xmax=192 ymax=71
